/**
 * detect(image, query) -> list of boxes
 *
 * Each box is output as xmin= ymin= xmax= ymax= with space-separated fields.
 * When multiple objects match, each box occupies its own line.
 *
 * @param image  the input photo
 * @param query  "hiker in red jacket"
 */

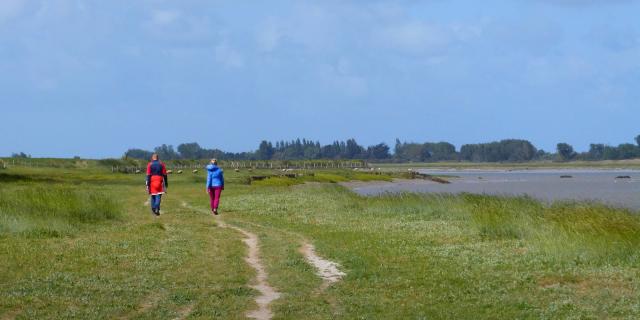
xmin=146 ymin=153 xmax=168 ymax=216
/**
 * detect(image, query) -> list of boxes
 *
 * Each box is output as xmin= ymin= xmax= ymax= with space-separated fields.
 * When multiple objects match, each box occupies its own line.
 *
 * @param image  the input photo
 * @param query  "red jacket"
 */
xmin=146 ymin=160 xmax=168 ymax=194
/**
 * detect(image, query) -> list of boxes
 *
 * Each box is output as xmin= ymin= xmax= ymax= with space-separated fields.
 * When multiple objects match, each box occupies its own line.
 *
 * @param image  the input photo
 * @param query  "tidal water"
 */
xmin=348 ymin=169 xmax=640 ymax=210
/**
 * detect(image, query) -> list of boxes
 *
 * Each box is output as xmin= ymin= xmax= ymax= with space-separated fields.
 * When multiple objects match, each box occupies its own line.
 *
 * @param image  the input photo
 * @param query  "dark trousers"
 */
xmin=150 ymin=194 xmax=162 ymax=210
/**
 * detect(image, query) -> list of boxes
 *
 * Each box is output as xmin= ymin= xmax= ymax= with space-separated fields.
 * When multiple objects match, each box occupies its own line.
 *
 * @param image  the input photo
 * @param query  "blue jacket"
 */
xmin=206 ymin=164 xmax=224 ymax=188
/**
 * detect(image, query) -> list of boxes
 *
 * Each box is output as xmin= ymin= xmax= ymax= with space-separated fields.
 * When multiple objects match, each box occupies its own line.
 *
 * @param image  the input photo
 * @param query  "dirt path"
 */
xmin=182 ymin=202 xmax=281 ymax=320
xmin=118 ymin=292 xmax=163 ymax=319
xmin=172 ymin=303 xmax=195 ymax=320
xmin=227 ymin=220 xmax=347 ymax=291
xmin=300 ymin=242 xmax=346 ymax=291
xmin=1 ymin=308 xmax=21 ymax=320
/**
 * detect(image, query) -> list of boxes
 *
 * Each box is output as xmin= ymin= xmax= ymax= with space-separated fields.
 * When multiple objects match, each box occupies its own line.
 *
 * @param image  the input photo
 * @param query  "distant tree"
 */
xmin=603 ymin=145 xmax=620 ymax=160
xmin=177 ymin=142 xmax=204 ymax=159
xmin=635 ymin=134 xmax=640 ymax=147
xmin=303 ymin=141 xmax=321 ymax=159
xmin=154 ymin=144 xmax=179 ymax=160
xmin=617 ymin=143 xmax=639 ymax=159
xmin=394 ymin=142 xmax=425 ymax=162
xmin=124 ymin=148 xmax=153 ymax=160
xmin=556 ymin=143 xmax=576 ymax=161
xmin=587 ymin=144 xmax=605 ymax=160
xmin=459 ymin=140 xmax=536 ymax=162
xmin=394 ymin=138 xmax=402 ymax=156
xmin=256 ymin=140 xmax=275 ymax=160
xmin=534 ymin=149 xmax=551 ymax=160
xmin=344 ymin=139 xmax=365 ymax=159
xmin=11 ymin=152 xmax=31 ymax=158
xmin=424 ymin=142 xmax=458 ymax=161
xmin=367 ymin=143 xmax=391 ymax=160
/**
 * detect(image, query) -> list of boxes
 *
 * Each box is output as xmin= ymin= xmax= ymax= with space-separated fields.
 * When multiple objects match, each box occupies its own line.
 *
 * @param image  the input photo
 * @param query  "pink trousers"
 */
xmin=208 ymin=187 xmax=222 ymax=211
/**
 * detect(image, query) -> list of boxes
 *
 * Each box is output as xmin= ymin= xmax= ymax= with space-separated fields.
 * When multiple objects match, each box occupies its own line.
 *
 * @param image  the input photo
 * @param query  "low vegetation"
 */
xmin=0 ymin=185 xmax=121 ymax=237
xmin=1 ymin=164 xmax=639 ymax=318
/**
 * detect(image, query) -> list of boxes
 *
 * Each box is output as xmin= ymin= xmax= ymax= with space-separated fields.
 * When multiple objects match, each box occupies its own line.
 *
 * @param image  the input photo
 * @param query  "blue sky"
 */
xmin=1 ymin=0 xmax=639 ymax=158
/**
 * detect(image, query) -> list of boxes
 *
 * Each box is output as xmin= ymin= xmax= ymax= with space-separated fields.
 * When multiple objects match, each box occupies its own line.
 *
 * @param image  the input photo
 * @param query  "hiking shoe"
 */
xmin=213 ymin=209 xmax=219 ymax=215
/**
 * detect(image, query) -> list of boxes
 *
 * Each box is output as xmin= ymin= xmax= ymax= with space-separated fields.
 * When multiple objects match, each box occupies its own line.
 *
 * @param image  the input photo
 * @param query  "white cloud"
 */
xmin=214 ymin=43 xmax=244 ymax=68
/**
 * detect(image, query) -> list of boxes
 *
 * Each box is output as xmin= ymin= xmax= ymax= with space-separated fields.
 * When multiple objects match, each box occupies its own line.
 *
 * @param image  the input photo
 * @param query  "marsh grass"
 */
xmin=0 ymin=185 xmax=122 ymax=237
xmin=3 ymin=164 xmax=640 ymax=318
xmin=219 ymin=184 xmax=640 ymax=318
xmin=251 ymin=170 xmax=393 ymax=187
xmin=464 ymin=194 xmax=640 ymax=264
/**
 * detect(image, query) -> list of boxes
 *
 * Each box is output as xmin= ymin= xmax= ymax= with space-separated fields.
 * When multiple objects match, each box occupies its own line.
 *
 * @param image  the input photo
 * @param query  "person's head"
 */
xmin=211 ymin=158 xmax=218 ymax=165
xmin=151 ymin=153 xmax=159 ymax=161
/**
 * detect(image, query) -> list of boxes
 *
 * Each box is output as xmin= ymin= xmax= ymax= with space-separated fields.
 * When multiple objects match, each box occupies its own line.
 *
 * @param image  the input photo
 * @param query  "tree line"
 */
xmin=122 ymin=134 xmax=640 ymax=162
xmin=557 ymin=135 xmax=640 ymax=161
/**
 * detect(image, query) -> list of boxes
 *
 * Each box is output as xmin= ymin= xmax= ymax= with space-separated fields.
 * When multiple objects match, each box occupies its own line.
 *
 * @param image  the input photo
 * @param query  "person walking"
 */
xmin=206 ymin=159 xmax=224 ymax=215
xmin=146 ymin=153 xmax=168 ymax=216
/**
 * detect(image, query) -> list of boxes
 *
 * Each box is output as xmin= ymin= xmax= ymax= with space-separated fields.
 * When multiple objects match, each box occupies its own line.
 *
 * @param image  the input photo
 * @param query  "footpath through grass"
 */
xmin=1 ymin=166 xmax=640 ymax=319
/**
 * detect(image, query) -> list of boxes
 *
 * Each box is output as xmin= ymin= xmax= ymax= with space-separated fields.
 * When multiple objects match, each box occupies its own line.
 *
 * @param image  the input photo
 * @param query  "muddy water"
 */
xmin=347 ymin=169 xmax=640 ymax=210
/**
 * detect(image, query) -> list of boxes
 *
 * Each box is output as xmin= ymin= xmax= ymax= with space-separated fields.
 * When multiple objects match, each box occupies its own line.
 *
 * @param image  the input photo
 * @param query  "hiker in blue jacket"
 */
xmin=206 ymin=159 xmax=224 ymax=215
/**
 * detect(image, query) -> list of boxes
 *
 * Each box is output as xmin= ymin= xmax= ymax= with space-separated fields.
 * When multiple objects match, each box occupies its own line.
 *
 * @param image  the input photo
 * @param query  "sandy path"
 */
xmin=172 ymin=303 xmax=195 ymax=320
xmin=1 ymin=308 xmax=21 ymax=320
xmin=300 ymin=242 xmax=346 ymax=291
xmin=227 ymin=220 xmax=347 ymax=291
xmin=182 ymin=202 xmax=281 ymax=320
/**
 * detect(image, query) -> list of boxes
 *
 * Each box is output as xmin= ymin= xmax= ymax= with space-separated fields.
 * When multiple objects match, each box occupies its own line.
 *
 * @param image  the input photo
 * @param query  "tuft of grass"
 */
xmin=537 ymin=203 xmax=640 ymax=264
xmin=309 ymin=172 xmax=349 ymax=183
xmin=0 ymin=185 xmax=122 ymax=237
xmin=464 ymin=194 xmax=640 ymax=264
xmin=465 ymin=194 xmax=543 ymax=239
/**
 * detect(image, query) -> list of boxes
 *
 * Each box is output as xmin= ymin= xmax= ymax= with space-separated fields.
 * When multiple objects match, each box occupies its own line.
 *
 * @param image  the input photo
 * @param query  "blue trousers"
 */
xmin=150 ymin=194 xmax=162 ymax=210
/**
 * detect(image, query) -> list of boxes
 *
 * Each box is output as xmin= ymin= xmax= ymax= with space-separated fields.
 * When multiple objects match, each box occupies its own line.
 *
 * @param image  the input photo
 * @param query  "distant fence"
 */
xmin=0 ymin=158 xmax=369 ymax=173
xmin=0 ymin=159 xmax=74 ymax=168
xmin=111 ymin=160 xmax=370 ymax=174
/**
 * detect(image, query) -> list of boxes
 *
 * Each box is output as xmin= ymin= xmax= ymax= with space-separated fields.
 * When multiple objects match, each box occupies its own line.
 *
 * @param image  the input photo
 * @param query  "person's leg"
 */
xmin=155 ymin=194 xmax=162 ymax=212
xmin=208 ymin=187 xmax=216 ymax=213
xmin=213 ymin=187 xmax=222 ymax=212
xmin=150 ymin=195 xmax=157 ymax=211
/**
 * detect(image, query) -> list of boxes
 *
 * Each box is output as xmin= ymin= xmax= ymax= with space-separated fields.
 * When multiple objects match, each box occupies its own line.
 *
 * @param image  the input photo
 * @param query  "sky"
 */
xmin=1 ymin=0 xmax=639 ymax=158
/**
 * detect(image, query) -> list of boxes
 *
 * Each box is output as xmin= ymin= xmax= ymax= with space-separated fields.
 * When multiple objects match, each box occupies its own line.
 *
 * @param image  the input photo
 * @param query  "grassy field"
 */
xmin=1 ymin=164 xmax=640 ymax=319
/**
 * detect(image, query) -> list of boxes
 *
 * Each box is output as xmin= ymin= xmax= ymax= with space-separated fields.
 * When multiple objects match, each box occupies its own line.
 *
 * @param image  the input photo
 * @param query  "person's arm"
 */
xmin=205 ymin=170 xmax=211 ymax=190
xmin=162 ymin=163 xmax=168 ymax=188
xmin=221 ymin=170 xmax=225 ymax=190
xmin=145 ymin=163 xmax=151 ymax=192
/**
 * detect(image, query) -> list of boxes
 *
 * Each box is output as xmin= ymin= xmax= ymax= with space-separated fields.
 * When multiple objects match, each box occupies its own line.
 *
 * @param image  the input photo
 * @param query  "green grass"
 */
xmin=0 ymin=185 xmax=122 ymax=237
xmin=464 ymin=194 xmax=640 ymax=264
xmin=218 ymin=186 xmax=640 ymax=318
xmin=1 ymin=164 xmax=639 ymax=319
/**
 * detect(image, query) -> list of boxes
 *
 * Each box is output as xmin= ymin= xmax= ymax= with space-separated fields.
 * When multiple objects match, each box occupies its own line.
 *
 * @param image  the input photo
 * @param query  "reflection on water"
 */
xmin=349 ymin=169 xmax=640 ymax=210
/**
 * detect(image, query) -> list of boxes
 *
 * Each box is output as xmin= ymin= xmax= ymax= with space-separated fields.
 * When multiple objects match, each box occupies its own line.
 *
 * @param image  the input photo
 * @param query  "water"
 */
xmin=347 ymin=169 xmax=640 ymax=210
